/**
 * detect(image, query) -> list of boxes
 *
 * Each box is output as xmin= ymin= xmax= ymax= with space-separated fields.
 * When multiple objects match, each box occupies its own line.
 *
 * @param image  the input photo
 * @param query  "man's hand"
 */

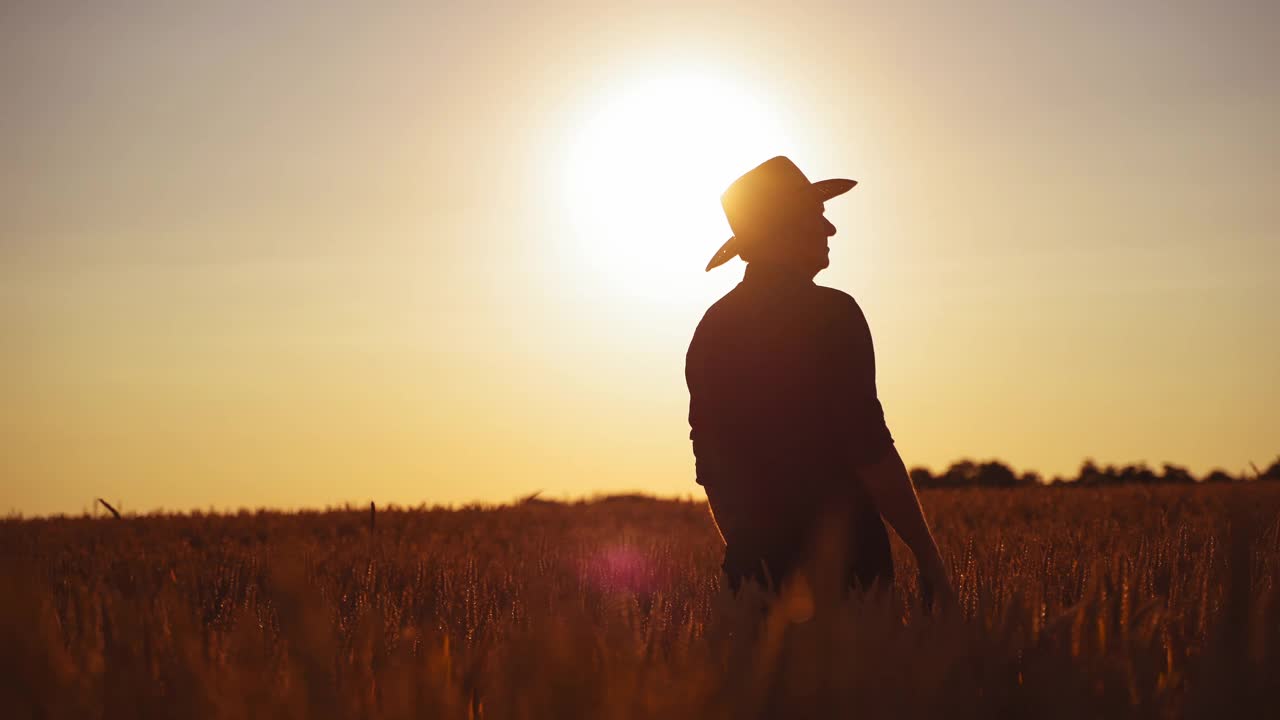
xmin=855 ymin=447 xmax=957 ymax=614
xmin=917 ymin=557 xmax=958 ymax=615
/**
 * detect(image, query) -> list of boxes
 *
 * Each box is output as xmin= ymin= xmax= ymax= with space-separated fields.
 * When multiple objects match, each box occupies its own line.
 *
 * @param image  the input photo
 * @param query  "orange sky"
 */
xmin=3 ymin=2 xmax=1278 ymax=515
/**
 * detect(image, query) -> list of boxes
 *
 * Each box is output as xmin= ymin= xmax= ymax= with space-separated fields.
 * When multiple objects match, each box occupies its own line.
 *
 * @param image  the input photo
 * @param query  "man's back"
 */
xmin=686 ymin=262 xmax=896 ymax=589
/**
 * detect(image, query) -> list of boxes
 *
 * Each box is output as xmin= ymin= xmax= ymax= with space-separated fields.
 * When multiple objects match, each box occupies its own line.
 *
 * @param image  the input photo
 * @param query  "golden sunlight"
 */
xmin=562 ymin=69 xmax=800 ymax=301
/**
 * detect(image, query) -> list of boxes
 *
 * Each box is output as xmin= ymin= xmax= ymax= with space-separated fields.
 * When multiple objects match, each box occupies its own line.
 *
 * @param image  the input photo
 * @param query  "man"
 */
xmin=686 ymin=156 xmax=955 ymax=608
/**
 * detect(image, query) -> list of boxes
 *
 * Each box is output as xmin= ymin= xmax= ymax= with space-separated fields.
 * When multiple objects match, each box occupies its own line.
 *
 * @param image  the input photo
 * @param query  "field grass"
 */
xmin=3 ymin=484 xmax=1279 ymax=719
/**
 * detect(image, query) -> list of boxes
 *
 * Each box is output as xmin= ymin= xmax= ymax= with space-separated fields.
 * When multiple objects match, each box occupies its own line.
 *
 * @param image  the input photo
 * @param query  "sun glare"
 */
xmin=563 ymin=70 xmax=800 ymax=302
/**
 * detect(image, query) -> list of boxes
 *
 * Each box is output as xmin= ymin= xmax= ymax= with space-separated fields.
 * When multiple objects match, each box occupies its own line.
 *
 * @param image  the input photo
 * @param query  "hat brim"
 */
xmin=705 ymin=178 xmax=857 ymax=271
xmin=811 ymin=178 xmax=857 ymax=201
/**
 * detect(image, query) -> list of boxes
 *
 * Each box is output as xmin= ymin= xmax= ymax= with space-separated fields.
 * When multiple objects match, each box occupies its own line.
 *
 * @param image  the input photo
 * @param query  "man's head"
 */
xmin=706 ymin=156 xmax=856 ymax=278
xmin=736 ymin=198 xmax=838 ymax=278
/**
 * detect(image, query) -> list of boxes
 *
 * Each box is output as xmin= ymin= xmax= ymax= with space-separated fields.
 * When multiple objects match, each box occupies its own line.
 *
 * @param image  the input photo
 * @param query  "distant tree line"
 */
xmin=909 ymin=456 xmax=1280 ymax=488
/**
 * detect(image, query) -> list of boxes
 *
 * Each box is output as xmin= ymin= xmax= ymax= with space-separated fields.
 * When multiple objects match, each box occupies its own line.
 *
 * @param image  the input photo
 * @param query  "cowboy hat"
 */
xmin=706 ymin=156 xmax=856 ymax=271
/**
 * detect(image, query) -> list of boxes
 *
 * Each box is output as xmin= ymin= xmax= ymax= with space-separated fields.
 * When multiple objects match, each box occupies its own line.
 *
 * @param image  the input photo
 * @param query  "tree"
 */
xmin=1078 ymin=460 xmax=1106 ymax=486
xmin=1203 ymin=469 xmax=1237 ymax=484
xmin=975 ymin=461 xmax=1019 ymax=487
xmin=1118 ymin=464 xmax=1159 ymax=485
xmin=908 ymin=467 xmax=937 ymax=489
xmin=1258 ymin=457 xmax=1280 ymax=482
xmin=1160 ymin=463 xmax=1196 ymax=484
xmin=940 ymin=460 xmax=979 ymax=486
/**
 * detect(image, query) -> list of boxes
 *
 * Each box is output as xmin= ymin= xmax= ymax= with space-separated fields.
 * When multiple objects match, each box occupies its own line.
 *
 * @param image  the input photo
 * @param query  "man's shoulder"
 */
xmin=695 ymin=282 xmax=866 ymax=326
xmin=812 ymin=284 xmax=869 ymax=323
xmin=812 ymin=283 xmax=857 ymax=306
xmin=694 ymin=284 xmax=748 ymax=327
xmin=689 ymin=287 xmax=738 ymax=351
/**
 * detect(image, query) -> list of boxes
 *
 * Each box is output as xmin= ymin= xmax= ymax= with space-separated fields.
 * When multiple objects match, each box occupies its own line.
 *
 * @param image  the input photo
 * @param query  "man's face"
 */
xmin=784 ymin=200 xmax=838 ymax=277
xmin=738 ymin=196 xmax=839 ymax=277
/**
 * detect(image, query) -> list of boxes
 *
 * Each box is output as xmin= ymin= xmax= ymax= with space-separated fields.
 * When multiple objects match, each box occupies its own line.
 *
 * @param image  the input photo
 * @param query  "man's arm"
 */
xmin=828 ymin=291 xmax=955 ymax=609
xmin=856 ymin=445 xmax=957 ymax=610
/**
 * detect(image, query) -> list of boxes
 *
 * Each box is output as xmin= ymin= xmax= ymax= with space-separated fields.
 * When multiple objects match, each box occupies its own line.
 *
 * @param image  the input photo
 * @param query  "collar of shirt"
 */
xmin=741 ymin=262 xmax=816 ymax=290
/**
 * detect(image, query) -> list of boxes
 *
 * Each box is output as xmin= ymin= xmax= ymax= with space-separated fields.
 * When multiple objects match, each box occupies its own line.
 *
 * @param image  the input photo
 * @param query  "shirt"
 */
xmin=685 ymin=262 xmax=895 ymax=584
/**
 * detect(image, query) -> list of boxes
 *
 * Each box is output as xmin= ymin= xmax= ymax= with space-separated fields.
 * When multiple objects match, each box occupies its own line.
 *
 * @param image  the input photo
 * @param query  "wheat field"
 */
xmin=3 ymin=484 xmax=1278 ymax=719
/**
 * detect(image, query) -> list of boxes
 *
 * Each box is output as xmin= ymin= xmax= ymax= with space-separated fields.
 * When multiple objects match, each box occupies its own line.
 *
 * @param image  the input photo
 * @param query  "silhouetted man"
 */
xmin=686 ymin=157 xmax=955 ymax=607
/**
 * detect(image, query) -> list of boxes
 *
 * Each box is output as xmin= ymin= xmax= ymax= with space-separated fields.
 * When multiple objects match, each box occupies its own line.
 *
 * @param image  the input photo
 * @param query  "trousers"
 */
xmin=721 ymin=508 xmax=895 ymax=593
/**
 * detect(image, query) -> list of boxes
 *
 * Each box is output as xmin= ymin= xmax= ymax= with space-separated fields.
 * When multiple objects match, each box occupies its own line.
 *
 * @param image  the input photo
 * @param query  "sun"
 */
xmin=563 ymin=69 xmax=801 ymax=302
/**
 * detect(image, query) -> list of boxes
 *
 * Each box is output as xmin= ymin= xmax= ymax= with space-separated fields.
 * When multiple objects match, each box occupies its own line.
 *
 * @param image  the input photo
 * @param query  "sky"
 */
xmin=2 ymin=1 xmax=1277 ymax=515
